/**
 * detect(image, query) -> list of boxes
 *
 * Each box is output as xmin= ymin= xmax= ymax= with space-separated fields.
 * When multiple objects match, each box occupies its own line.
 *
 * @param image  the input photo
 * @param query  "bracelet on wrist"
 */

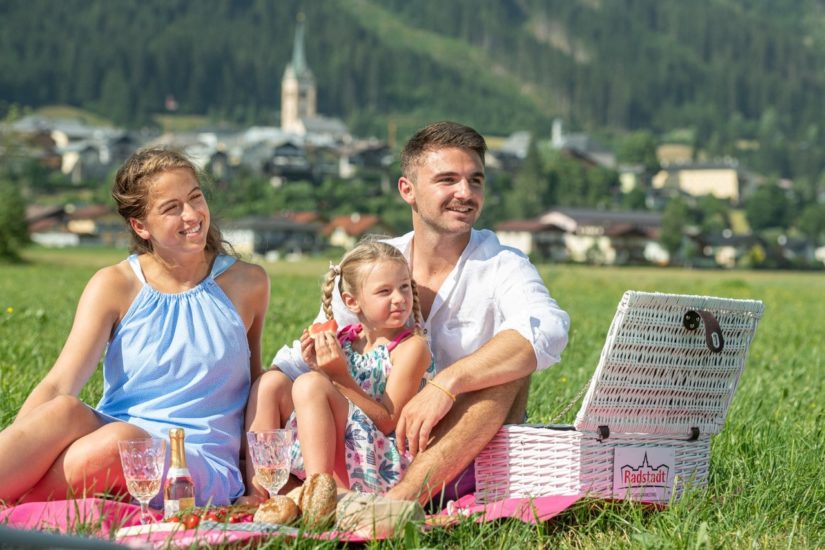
xmin=427 ymin=379 xmax=457 ymax=402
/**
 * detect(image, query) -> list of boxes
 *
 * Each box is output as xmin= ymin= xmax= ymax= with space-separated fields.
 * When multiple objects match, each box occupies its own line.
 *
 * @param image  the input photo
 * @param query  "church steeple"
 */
xmin=281 ymin=12 xmax=316 ymax=133
xmin=291 ymin=13 xmax=309 ymax=77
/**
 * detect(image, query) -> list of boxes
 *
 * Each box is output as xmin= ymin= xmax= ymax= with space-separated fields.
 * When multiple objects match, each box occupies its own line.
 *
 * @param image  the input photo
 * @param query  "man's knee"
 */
xmin=504 ymin=376 xmax=530 ymax=424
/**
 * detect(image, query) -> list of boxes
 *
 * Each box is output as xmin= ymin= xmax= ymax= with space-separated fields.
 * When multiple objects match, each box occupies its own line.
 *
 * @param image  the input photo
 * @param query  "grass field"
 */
xmin=1 ymin=247 xmax=823 ymax=548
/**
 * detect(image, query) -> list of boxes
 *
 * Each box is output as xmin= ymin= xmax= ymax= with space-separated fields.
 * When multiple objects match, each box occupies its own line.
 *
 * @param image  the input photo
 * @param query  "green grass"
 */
xmin=2 ymin=247 xmax=824 ymax=548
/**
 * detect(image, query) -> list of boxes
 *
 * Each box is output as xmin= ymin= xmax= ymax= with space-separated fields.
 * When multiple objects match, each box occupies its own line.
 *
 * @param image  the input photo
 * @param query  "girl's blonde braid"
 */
xmin=320 ymin=266 xmax=338 ymax=321
xmin=410 ymin=278 xmax=424 ymax=336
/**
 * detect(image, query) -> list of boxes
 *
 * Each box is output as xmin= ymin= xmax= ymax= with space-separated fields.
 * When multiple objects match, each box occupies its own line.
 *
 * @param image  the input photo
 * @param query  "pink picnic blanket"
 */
xmin=0 ymin=494 xmax=582 ymax=547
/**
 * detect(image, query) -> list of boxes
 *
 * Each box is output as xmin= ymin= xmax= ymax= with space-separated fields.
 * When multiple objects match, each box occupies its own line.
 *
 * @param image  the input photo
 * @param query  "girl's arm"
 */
xmin=330 ymin=335 xmax=431 ymax=435
xmin=17 ymin=265 xmax=130 ymax=419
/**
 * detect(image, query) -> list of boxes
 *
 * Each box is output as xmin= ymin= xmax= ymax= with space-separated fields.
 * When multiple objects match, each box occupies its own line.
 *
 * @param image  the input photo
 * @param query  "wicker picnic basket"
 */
xmin=474 ymin=291 xmax=764 ymax=503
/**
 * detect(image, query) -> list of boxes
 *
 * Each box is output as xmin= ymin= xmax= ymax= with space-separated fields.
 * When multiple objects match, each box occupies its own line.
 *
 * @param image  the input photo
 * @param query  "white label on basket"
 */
xmin=613 ymin=447 xmax=675 ymax=502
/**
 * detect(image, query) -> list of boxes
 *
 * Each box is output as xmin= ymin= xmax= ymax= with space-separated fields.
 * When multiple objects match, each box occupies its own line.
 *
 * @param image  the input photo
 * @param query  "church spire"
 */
xmin=291 ymin=12 xmax=310 ymax=78
xmin=281 ymin=12 xmax=317 ymax=133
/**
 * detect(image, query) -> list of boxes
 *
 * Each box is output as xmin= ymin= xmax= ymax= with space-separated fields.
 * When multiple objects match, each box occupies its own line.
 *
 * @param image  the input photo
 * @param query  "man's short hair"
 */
xmin=401 ymin=121 xmax=487 ymax=180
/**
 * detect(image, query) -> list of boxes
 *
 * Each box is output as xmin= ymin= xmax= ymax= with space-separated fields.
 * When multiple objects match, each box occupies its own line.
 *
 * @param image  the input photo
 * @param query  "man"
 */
xmin=247 ymin=121 xmax=569 ymax=504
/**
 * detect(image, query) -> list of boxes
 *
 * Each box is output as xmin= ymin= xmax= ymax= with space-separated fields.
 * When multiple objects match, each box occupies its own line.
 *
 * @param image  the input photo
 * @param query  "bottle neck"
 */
xmin=169 ymin=435 xmax=188 ymax=470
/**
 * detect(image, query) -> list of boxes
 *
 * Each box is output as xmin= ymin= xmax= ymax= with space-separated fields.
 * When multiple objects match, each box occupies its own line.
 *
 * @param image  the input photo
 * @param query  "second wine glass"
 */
xmin=246 ymin=429 xmax=293 ymax=498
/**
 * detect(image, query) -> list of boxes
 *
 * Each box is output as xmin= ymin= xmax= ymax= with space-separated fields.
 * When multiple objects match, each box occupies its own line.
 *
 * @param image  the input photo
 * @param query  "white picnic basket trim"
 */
xmin=474 ymin=290 xmax=764 ymax=504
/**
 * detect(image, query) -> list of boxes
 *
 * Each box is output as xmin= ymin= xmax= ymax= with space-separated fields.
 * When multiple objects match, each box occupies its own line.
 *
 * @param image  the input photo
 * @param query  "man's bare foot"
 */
xmin=385 ymin=480 xmax=428 ymax=504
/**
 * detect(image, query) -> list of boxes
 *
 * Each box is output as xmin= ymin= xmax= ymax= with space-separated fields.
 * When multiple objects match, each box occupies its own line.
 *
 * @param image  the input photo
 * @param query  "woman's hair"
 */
xmin=322 ymin=239 xmax=423 ymax=334
xmin=112 ymin=146 xmax=227 ymax=255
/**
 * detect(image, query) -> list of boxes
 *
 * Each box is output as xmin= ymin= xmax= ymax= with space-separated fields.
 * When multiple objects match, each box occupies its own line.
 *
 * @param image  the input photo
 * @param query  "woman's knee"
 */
xmin=39 ymin=395 xmax=98 ymax=433
xmin=63 ymin=423 xmax=146 ymax=488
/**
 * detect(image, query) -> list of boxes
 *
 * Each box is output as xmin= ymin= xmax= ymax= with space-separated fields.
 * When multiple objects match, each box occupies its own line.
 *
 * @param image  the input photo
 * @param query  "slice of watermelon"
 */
xmin=308 ymin=319 xmax=338 ymax=335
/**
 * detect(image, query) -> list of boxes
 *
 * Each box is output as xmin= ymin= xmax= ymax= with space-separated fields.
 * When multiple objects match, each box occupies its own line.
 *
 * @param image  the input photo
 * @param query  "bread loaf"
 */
xmin=253 ymin=495 xmax=299 ymax=524
xmin=299 ymin=473 xmax=337 ymax=527
xmin=285 ymin=485 xmax=303 ymax=508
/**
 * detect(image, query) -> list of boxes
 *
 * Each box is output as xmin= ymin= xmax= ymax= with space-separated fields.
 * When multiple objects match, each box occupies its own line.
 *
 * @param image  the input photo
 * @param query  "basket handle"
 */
xmin=683 ymin=310 xmax=724 ymax=353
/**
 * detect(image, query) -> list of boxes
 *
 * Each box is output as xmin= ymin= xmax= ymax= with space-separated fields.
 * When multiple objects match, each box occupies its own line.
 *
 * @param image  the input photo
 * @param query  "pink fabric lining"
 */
xmin=0 ymin=497 xmax=149 ymax=535
xmin=0 ymin=494 xmax=582 ymax=546
xmin=437 ymin=493 xmax=582 ymax=524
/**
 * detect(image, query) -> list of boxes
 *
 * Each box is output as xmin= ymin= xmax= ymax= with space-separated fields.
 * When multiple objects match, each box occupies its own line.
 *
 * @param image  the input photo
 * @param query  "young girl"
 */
xmin=287 ymin=240 xmax=434 ymax=494
xmin=0 ymin=147 xmax=269 ymax=506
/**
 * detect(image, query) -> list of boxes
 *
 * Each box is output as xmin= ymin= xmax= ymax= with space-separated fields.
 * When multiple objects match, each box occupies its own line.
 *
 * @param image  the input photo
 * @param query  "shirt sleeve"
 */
xmin=495 ymin=255 xmax=570 ymax=371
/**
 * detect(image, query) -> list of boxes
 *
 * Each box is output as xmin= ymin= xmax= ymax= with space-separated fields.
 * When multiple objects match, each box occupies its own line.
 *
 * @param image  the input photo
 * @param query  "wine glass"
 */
xmin=118 ymin=438 xmax=167 ymax=525
xmin=246 ymin=429 xmax=293 ymax=498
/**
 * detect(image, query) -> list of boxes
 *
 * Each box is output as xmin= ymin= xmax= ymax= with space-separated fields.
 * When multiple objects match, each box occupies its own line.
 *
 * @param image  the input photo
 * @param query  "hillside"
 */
xmin=3 ymin=0 xmax=825 ymax=178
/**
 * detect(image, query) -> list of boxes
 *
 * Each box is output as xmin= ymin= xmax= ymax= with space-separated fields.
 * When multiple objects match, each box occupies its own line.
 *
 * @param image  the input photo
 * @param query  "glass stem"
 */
xmin=139 ymin=501 xmax=151 ymax=525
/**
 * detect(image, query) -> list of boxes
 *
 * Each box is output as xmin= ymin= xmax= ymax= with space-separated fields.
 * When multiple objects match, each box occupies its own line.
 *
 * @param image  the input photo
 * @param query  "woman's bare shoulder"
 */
xmin=74 ymin=259 xmax=141 ymax=321
xmin=88 ymin=260 xmax=138 ymax=292
xmin=225 ymin=259 xmax=269 ymax=292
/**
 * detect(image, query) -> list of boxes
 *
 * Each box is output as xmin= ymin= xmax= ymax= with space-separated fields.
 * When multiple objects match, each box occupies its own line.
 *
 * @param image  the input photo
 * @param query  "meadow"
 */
xmin=1 ymin=247 xmax=823 ymax=548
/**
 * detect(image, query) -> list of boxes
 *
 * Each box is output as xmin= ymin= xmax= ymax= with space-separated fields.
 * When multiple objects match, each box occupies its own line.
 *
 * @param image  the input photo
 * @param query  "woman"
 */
xmin=0 ymin=147 xmax=269 ymax=506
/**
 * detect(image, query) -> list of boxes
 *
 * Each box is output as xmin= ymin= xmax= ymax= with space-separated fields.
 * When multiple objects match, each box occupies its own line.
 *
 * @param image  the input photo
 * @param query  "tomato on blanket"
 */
xmin=167 ymin=505 xmax=256 ymax=527
xmin=167 ymin=512 xmax=201 ymax=529
xmin=308 ymin=319 xmax=338 ymax=336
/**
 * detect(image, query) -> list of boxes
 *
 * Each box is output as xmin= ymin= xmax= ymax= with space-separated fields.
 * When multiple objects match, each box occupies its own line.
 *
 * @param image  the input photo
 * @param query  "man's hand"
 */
xmin=395 ymin=382 xmax=454 ymax=457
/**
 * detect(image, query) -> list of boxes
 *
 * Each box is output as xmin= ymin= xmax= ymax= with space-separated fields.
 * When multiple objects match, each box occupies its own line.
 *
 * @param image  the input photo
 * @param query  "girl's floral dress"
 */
xmin=287 ymin=323 xmax=435 ymax=494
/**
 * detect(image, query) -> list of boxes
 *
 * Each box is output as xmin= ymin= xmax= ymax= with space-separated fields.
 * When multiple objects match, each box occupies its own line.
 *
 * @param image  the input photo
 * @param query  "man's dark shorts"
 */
xmin=426 ymin=462 xmax=475 ymax=512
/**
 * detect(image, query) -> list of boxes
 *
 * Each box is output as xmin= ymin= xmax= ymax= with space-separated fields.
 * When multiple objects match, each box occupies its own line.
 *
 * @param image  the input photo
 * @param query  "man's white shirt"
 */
xmin=273 ymin=229 xmax=570 ymax=381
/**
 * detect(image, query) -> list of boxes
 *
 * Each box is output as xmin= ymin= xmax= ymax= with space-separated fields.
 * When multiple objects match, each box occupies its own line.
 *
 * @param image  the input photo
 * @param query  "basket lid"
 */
xmin=573 ymin=291 xmax=764 ymax=437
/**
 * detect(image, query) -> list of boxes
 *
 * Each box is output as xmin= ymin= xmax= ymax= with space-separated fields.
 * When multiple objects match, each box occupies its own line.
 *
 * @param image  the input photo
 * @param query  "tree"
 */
xmin=0 ymin=175 xmax=29 ymax=261
xmin=659 ymin=197 xmax=688 ymax=261
xmin=745 ymin=181 xmax=790 ymax=231
xmin=796 ymin=203 xmax=825 ymax=244
xmin=617 ymin=130 xmax=660 ymax=174
xmin=505 ymin=140 xmax=551 ymax=219
xmin=695 ymin=195 xmax=729 ymax=234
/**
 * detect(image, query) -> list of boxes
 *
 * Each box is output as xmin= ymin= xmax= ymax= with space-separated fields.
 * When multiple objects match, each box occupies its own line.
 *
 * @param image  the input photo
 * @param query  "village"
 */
xmin=5 ymin=18 xmax=819 ymax=269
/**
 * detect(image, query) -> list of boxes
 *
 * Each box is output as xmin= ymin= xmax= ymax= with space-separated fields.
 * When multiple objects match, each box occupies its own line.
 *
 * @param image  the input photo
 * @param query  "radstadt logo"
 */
xmin=618 ymin=452 xmax=670 ymax=488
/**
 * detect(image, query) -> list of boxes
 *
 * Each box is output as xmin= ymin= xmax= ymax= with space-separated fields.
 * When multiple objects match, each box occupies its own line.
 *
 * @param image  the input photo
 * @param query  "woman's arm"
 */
xmin=243 ymin=264 xmax=270 ymax=383
xmin=330 ymin=335 xmax=431 ymax=435
xmin=16 ymin=265 xmax=131 ymax=419
xmin=219 ymin=260 xmax=271 ymax=383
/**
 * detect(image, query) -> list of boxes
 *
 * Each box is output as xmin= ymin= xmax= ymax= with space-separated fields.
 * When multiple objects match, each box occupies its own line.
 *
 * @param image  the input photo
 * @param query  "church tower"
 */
xmin=281 ymin=13 xmax=317 ymax=134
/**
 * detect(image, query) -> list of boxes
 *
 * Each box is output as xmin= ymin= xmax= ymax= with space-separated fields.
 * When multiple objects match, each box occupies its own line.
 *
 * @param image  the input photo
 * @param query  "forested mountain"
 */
xmin=3 ymin=0 xmax=825 ymax=180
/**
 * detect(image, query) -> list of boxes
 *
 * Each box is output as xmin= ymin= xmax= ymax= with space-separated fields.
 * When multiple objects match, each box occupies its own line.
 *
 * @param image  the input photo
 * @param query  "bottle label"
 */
xmin=164 ymin=497 xmax=195 ymax=518
xmin=167 ymin=467 xmax=191 ymax=478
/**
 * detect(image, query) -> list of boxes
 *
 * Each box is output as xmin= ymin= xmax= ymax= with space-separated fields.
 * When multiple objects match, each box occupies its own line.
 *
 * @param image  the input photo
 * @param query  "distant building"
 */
xmin=652 ymin=159 xmax=747 ymax=203
xmin=280 ymin=14 xmax=349 ymax=142
xmin=323 ymin=213 xmax=395 ymax=250
xmin=223 ymin=215 xmax=323 ymax=258
xmin=551 ymin=118 xmax=616 ymax=169
xmin=26 ymin=203 xmax=127 ymax=247
xmin=497 ymin=207 xmax=665 ymax=265
xmin=281 ymin=14 xmax=317 ymax=134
